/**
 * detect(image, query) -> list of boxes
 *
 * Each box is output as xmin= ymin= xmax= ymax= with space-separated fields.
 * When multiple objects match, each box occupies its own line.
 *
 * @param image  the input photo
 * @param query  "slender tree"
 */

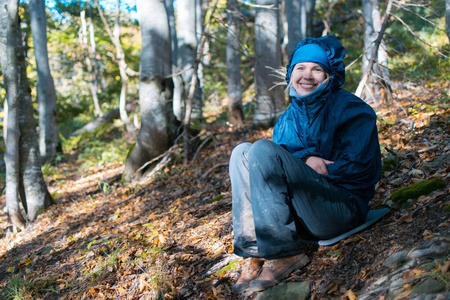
xmin=226 ymin=0 xmax=244 ymax=125
xmin=94 ymin=0 xmax=137 ymax=137
xmin=359 ymin=0 xmax=390 ymax=105
xmin=123 ymin=0 xmax=177 ymax=180
xmin=174 ymin=0 xmax=203 ymax=122
xmin=80 ymin=6 xmax=103 ymax=117
xmin=446 ymin=0 xmax=450 ymax=47
xmin=29 ymin=0 xmax=60 ymax=158
xmin=253 ymin=0 xmax=285 ymax=128
xmin=0 ymin=0 xmax=54 ymax=230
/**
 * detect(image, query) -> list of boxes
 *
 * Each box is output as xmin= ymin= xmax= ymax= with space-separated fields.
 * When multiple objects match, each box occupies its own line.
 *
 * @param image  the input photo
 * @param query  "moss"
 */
xmin=390 ymin=178 xmax=447 ymax=204
xmin=382 ymin=154 xmax=400 ymax=176
xmin=444 ymin=205 xmax=450 ymax=212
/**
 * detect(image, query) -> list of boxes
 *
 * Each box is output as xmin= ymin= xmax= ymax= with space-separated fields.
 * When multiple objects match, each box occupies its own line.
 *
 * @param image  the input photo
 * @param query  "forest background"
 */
xmin=0 ymin=0 xmax=449 ymax=299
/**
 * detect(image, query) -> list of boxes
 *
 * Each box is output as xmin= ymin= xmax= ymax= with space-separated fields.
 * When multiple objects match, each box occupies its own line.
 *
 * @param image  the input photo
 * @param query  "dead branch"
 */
xmin=201 ymin=162 xmax=229 ymax=180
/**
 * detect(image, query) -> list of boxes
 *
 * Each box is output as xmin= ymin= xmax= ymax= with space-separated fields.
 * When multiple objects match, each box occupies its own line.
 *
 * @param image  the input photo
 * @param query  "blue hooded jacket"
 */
xmin=273 ymin=35 xmax=381 ymax=219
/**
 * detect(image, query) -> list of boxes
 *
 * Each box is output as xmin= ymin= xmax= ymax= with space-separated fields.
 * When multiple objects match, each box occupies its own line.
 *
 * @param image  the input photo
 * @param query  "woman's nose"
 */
xmin=303 ymin=69 xmax=313 ymax=79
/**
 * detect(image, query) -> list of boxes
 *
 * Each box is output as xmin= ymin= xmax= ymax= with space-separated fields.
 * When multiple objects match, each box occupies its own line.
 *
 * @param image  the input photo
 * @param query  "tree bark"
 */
xmin=173 ymin=0 xmax=203 ymax=122
xmin=0 ymin=0 xmax=54 ymax=229
xmin=123 ymin=0 xmax=176 ymax=181
xmin=29 ymin=0 xmax=60 ymax=158
xmin=285 ymin=0 xmax=316 ymax=56
xmin=446 ymin=0 xmax=450 ymax=47
xmin=226 ymin=0 xmax=244 ymax=125
xmin=253 ymin=0 xmax=285 ymax=128
xmin=0 ymin=0 xmax=26 ymax=230
xmin=360 ymin=0 xmax=390 ymax=105
xmin=80 ymin=8 xmax=103 ymax=117
xmin=93 ymin=0 xmax=136 ymax=138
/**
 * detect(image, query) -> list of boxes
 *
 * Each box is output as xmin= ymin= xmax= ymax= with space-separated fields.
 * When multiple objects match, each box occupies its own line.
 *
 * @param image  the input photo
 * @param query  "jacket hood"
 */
xmin=286 ymin=35 xmax=346 ymax=92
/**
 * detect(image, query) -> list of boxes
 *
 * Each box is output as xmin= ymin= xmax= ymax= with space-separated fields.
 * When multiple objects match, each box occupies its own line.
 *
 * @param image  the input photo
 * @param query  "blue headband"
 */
xmin=290 ymin=43 xmax=331 ymax=74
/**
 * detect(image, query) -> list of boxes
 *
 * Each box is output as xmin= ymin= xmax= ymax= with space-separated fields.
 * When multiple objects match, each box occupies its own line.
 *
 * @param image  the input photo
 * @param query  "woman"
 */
xmin=229 ymin=35 xmax=381 ymax=293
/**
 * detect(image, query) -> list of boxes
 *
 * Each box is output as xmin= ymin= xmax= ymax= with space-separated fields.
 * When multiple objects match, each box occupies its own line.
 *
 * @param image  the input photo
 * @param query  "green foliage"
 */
xmin=63 ymin=122 xmax=129 ymax=172
xmin=390 ymin=178 xmax=447 ymax=204
xmin=444 ymin=205 xmax=450 ymax=213
xmin=1 ymin=272 xmax=58 ymax=299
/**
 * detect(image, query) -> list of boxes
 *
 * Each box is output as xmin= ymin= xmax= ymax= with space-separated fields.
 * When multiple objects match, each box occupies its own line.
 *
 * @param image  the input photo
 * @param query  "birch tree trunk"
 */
xmin=29 ymin=0 xmax=60 ymax=158
xmin=123 ymin=0 xmax=176 ymax=181
xmin=361 ymin=0 xmax=390 ymax=105
xmin=226 ymin=0 xmax=244 ymax=125
xmin=253 ymin=0 xmax=285 ymax=128
xmin=0 ymin=0 xmax=54 ymax=229
xmin=174 ymin=0 xmax=203 ymax=122
xmin=285 ymin=0 xmax=316 ymax=56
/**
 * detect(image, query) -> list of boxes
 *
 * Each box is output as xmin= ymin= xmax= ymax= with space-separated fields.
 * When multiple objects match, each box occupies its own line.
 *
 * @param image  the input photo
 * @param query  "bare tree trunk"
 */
xmin=18 ymin=44 xmax=55 ymax=220
xmin=93 ymin=0 xmax=136 ymax=138
xmin=29 ymin=0 xmax=60 ymax=159
xmin=0 ymin=0 xmax=26 ymax=230
xmin=359 ymin=0 xmax=390 ymax=105
xmin=174 ymin=0 xmax=203 ymax=122
xmin=183 ymin=0 xmax=219 ymax=163
xmin=446 ymin=0 xmax=450 ymax=47
xmin=285 ymin=0 xmax=316 ymax=56
xmin=253 ymin=0 xmax=285 ymax=128
xmin=124 ymin=0 xmax=176 ymax=181
xmin=80 ymin=8 xmax=103 ymax=117
xmin=0 ymin=0 xmax=54 ymax=229
xmin=226 ymin=0 xmax=244 ymax=125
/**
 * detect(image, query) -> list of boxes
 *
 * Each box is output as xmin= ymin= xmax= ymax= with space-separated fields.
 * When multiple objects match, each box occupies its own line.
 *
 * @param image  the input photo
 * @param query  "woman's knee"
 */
xmin=230 ymin=142 xmax=252 ymax=168
xmin=248 ymin=139 xmax=280 ymax=161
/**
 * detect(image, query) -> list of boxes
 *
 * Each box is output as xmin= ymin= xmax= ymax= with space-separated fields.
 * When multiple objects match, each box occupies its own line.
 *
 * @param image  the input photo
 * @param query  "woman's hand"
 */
xmin=305 ymin=156 xmax=334 ymax=175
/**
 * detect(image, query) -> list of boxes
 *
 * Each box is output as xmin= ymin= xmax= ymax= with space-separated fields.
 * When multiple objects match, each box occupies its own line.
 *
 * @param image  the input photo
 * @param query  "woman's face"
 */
xmin=291 ymin=62 xmax=327 ymax=96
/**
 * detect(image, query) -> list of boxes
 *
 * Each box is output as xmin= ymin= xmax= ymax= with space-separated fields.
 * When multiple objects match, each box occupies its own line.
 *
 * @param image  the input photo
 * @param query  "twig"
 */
xmin=116 ymin=189 xmax=150 ymax=205
xmin=391 ymin=13 xmax=450 ymax=59
xmin=201 ymin=162 xmax=229 ymax=179
xmin=237 ymin=0 xmax=277 ymax=9
xmin=192 ymin=135 xmax=213 ymax=163
xmin=417 ymin=144 xmax=439 ymax=153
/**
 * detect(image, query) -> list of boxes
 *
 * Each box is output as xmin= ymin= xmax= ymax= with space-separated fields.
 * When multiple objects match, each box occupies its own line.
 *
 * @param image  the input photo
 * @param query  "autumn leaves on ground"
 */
xmin=0 ymin=83 xmax=449 ymax=299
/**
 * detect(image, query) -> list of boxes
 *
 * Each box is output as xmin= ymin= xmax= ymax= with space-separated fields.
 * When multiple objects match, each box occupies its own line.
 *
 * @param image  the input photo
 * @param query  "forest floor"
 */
xmin=0 ymin=83 xmax=449 ymax=299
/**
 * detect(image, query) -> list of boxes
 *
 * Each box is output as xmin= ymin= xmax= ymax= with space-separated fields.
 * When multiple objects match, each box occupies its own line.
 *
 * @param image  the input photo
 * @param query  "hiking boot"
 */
xmin=232 ymin=257 xmax=265 ymax=294
xmin=248 ymin=253 xmax=310 ymax=292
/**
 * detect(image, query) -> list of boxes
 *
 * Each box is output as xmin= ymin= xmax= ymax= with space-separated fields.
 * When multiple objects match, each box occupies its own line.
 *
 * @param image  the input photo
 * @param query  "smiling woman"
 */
xmin=229 ymin=35 xmax=382 ymax=294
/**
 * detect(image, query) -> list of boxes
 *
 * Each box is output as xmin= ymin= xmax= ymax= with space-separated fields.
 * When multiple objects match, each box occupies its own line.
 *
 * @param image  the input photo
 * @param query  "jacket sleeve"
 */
xmin=324 ymin=100 xmax=381 ymax=196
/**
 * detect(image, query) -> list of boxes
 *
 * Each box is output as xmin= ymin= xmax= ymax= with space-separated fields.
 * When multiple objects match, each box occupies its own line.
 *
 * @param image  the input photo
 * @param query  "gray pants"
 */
xmin=229 ymin=140 xmax=360 ymax=259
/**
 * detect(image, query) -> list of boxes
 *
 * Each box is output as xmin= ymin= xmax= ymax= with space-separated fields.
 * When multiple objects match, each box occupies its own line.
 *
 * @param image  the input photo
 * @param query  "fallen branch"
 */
xmin=67 ymin=103 xmax=137 ymax=138
xmin=201 ymin=162 xmax=229 ymax=180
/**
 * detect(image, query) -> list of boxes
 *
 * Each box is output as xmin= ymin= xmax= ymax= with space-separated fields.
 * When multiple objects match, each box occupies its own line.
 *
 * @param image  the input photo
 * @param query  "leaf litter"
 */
xmin=0 ymin=84 xmax=449 ymax=299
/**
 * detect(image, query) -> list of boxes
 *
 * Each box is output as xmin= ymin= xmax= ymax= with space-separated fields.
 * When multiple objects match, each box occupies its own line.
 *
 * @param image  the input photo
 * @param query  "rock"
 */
xmin=410 ymin=278 xmax=446 ymax=297
xmin=255 ymin=281 xmax=311 ymax=300
xmin=382 ymin=250 xmax=408 ymax=269
xmin=409 ymin=293 xmax=449 ymax=300
xmin=359 ymin=235 xmax=450 ymax=300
